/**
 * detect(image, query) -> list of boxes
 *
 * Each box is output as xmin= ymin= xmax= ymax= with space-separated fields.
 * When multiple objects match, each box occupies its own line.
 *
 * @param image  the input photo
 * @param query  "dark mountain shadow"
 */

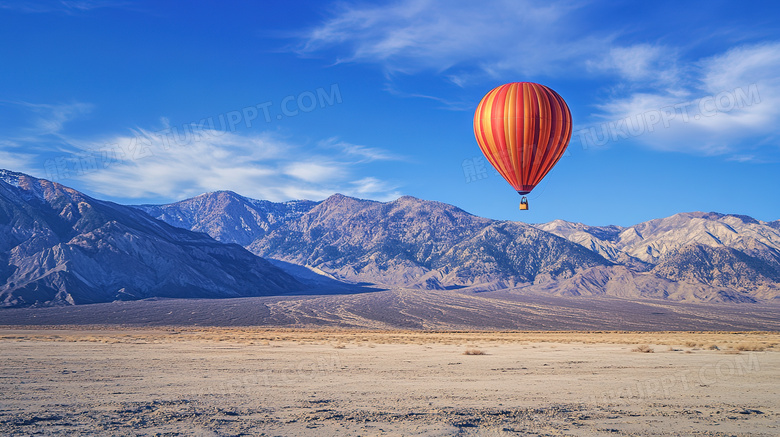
xmin=268 ymin=259 xmax=385 ymax=296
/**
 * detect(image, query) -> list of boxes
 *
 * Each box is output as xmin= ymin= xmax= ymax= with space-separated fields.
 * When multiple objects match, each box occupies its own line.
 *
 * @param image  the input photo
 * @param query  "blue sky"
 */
xmin=1 ymin=0 xmax=778 ymax=226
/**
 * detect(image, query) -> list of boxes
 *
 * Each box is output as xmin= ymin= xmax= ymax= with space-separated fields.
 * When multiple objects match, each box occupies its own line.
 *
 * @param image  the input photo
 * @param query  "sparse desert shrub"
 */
xmin=735 ymin=342 xmax=765 ymax=352
xmin=684 ymin=341 xmax=698 ymax=348
xmin=707 ymin=344 xmax=720 ymax=350
xmin=632 ymin=345 xmax=654 ymax=353
xmin=667 ymin=346 xmax=682 ymax=352
xmin=463 ymin=349 xmax=486 ymax=355
xmin=333 ymin=344 xmax=346 ymax=349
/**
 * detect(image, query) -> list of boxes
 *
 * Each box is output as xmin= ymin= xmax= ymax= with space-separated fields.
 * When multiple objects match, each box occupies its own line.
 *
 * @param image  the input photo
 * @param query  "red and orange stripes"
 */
xmin=473 ymin=82 xmax=572 ymax=195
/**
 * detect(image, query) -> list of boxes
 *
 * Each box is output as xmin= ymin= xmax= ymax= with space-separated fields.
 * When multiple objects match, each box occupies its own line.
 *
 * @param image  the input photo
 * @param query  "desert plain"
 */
xmin=0 ymin=328 xmax=778 ymax=436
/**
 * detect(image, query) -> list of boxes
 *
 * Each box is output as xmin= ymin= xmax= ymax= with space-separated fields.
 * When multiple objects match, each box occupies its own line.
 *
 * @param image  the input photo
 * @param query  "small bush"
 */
xmin=735 ymin=342 xmax=765 ymax=352
xmin=463 ymin=349 xmax=486 ymax=355
xmin=632 ymin=345 xmax=654 ymax=353
xmin=707 ymin=344 xmax=720 ymax=350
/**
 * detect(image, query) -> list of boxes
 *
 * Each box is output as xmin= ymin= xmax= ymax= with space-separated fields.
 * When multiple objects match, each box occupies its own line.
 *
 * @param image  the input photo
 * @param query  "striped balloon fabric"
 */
xmin=473 ymin=82 xmax=572 ymax=195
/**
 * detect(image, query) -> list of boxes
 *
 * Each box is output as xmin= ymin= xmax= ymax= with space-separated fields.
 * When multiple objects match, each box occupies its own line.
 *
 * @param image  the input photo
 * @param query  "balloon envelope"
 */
xmin=473 ymin=82 xmax=572 ymax=195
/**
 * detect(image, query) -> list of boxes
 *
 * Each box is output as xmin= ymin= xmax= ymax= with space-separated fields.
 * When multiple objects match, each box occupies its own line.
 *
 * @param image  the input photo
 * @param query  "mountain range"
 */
xmin=2 ymin=169 xmax=779 ymax=308
xmin=0 ymin=170 xmax=300 ymax=308
xmin=137 ymin=189 xmax=780 ymax=303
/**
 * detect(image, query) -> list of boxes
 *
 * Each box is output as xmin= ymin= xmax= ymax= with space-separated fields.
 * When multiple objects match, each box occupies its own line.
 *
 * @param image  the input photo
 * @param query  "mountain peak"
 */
xmin=206 ymin=189 xmax=243 ymax=198
xmin=388 ymin=195 xmax=473 ymax=216
xmin=663 ymin=211 xmax=758 ymax=225
xmin=321 ymin=193 xmax=377 ymax=206
xmin=0 ymin=169 xmax=32 ymax=188
xmin=0 ymin=169 xmax=88 ymax=204
xmin=4 ymin=169 xmax=779 ymax=305
xmin=1 ymin=173 xmax=301 ymax=307
xmin=325 ymin=192 xmax=359 ymax=201
xmin=540 ymin=218 xmax=579 ymax=229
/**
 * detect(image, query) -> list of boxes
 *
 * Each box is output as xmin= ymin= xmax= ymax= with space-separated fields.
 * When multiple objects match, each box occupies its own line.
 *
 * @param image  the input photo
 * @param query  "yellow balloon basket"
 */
xmin=519 ymin=196 xmax=529 ymax=210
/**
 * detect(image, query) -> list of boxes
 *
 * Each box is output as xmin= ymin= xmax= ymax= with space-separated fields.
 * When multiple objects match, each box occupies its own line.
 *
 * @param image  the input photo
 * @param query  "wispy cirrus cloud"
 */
xmin=298 ymin=0 xmax=610 ymax=82
xmin=0 ymin=0 xmax=130 ymax=13
xmin=0 ymin=141 xmax=37 ymax=174
xmin=283 ymin=161 xmax=343 ymax=184
xmin=0 ymin=101 xmax=93 ymax=173
xmin=54 ymin=126 xmax=404 ymax=203
xmin=586 ymin=42 xmax=780 ymax=158
xmin=349 ymin=177 xmax=399 ymax=197
xmin=0 ymin=99 xmax=405 ymax=202
xmin=586 ymin=43 xmax=683 ymax=86
xmin=0 ymin=100 xmax=93 ymax=142
xmin=19 ymin=101 xmax=93 ymax=138
xmin=298 ymin=1 xmax=779 ymax=160
xmin=318 ymin=137 xmax=407 ymax=163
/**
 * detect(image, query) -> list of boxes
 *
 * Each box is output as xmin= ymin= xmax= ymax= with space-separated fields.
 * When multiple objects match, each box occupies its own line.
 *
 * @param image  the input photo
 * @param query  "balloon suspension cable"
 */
xmin=519 ymin=196 xmax=529 ymax=211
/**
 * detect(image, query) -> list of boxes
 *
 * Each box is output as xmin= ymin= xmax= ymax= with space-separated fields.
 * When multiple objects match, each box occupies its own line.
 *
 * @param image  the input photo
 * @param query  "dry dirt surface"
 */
xmin=0 ymin=328 xmax=778 ymax=436
xmin=2 ymin=290 xmax=780 ymax=331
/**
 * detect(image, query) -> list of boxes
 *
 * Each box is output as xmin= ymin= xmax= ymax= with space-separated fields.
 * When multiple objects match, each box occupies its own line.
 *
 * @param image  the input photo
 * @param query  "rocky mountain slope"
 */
xmin=3 ymin=169 xmax=777 ymax=307
xmin=0 ymin=170 xmax=301 ymax=308
xmin=537 ymin=213 xmax=780 ymax=299
xmin=139 ymin=191 xmax=780 ymax=302
xmin=138 ymin=191 xmax=316 ymax=247
xmin=140 ymin=193 xmax=612 ymax=290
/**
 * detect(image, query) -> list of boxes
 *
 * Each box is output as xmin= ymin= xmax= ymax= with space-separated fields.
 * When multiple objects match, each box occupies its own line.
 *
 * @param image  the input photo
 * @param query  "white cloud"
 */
xmin=298 ymin=0 xmax=611 ymax=80
xmin=318 ymin=137 xmax=406 ymax=162
xmin=30 ymin=102 xmax=93 ymax=136
xmin=0 ymin=146 xmax=37 ymax=174
xmin=587 ymin=44 xmax=681 ymax=85
xmin=701 ymin=42 xmax=780 ymax=93
xmin=299 ymin=2 xmax=778 ymax=160
xmin=349 ymin=177 xmax=403 ymax=201
xmin=582 ymin=42 xmax=780 ymax=157
xmin=0 ymin=101 xmax=95 ymax=177
xmin=0 ymin=99 xmax=406 ymax=202
xmin=0 ymin=0 xmax=128 ymax=13
xmin=61 ymin=126 xmax=405 ymax=203
xmin=382 ymin=82 xmax=475 ymax=110
xmin=284 ymin=161 xmax=343 ymax=183
xmin=0 ymin=101 xmax=93 ymax=140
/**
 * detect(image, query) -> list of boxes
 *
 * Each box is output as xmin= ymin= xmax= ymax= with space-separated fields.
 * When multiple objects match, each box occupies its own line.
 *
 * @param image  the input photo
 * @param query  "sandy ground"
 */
xmin=3 ymin=292 xmax=780 ymax=331
xmin=0 ymin=329 xmax=778 ymax=436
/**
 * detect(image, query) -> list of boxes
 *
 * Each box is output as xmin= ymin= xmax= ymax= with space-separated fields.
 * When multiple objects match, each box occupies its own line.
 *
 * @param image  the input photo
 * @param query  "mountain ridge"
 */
xmin=137 ymin=186 xmax=780 ymax=302
xmin=2 ymin=169 xmax=779 ymax=307
xmin=0 ymin=170 xmax=302 ymax=308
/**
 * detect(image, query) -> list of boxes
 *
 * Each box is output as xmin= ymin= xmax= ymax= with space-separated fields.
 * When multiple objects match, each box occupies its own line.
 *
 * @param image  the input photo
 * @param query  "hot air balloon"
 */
xmin=473 ymin=82 xmax=572 ymax=210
